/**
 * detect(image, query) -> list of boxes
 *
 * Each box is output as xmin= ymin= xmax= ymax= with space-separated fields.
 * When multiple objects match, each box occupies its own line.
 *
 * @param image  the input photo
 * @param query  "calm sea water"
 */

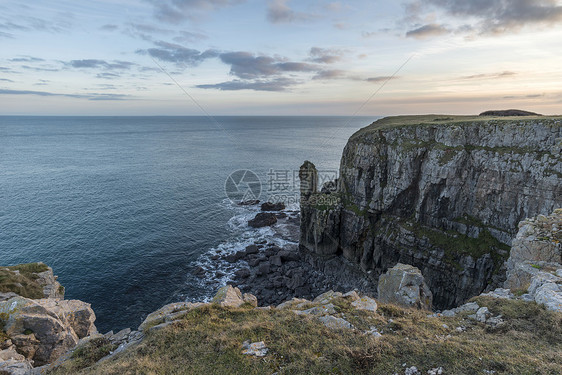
xmin=0 ymin=116 xmax=376 ymax=332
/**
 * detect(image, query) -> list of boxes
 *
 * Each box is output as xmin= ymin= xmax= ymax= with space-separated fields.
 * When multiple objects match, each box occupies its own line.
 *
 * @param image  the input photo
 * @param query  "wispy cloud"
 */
xmin=308 ymin=47 xmax=343 ymax=64
xmin=147 ymin=0 xmax=245 ymax=23
xmin=0 ymin=88 xmax=132 ymax=100
xmin=267 ymin=0 xmax=312 ymax=24
xmin=406 ymin=23 xmax=449 ymax=39
xmin=461 ymin=71 xmax=517 ymax=80
xmin=219 ymin=51 xmax=318 ymax=79
xmin=68 ymin=59 xmax=136 ymax=70
xmin=197 ymin=77 xmax=298 ymax=91
xmin=173 ymin=30 xmax=208 ymax=43
xmin=138 ymin=41 xmax=219 ymax=66
xmin=9 ymin=56 xmax=44 ymax=62
xmin=100 ymin=24 xmax=118 ymax=31
xmin=404 ymin=0 xmax=562 ymax=37
xmin=0 ymin=78 xmax=14 ymax=82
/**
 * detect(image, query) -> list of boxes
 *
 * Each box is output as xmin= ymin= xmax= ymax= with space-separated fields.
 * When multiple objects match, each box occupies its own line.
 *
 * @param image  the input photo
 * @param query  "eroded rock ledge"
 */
xmin=300 ymin=115 xmax=562 ymax=309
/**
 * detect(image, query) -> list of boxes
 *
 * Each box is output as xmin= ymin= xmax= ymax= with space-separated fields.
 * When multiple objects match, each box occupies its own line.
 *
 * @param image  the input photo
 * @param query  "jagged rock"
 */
xmin=238 ymin=199 xmax=260 ymax=206
xmin=294 ymin=304 xmax=337 ymax=316
xmin=242 ymin=341 xmax=268 ymax=357
xmin=0 ymin=355 xmax=34 ymax=375
xmin=139 ymin=301 xmax=206 ymax=331
xmin=342 ymin=291 xmax=360 ymax=302
xmin=0 ymin=293 xmax=19 ymax=303
xmin=317 ymin=316 xmax=353 ymax=330
xmin=505 ymin=210 xmax=562 ymax=289
xmin=35 ymin=265 xmax=64 ymax=300
xmin=534 ymin=283 xmax=562 ymax=312
xmin=261 ymin=202 xmax=285 ymax=211
xmin=300 ymin=117 xmax=562 ymax=309
xmin=404 ymin=366 xmax=420 ymax=375
xmin=248 ymin=212 xmax=278 ymax=228
xmin=212 ymin=285 xmax=256 ymax=308
xmin=351 ymin=296 xmax=378 ymax=312
xmin=377 ymin=264 xmax=433 ymax=310
xmin=0 ymin=296 xmax=96 ymax=366
xmin=242 ymin=293 xmax=258 ymax=307
xmin=481 ymin=288 xmax=514 ymax=299
xmin=313 ymin=291 xmax=342 ymax=305
xmin=276 ymin=298 xmax=310 ymax=310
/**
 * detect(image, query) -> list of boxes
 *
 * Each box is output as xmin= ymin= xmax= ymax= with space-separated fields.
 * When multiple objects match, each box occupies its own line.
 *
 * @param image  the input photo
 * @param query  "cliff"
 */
xmin=300 ymin=115 xmax=562 ymax=309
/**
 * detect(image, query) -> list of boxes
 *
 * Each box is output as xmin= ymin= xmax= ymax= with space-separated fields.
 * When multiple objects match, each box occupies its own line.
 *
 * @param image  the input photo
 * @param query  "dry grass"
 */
xmin=49 ymin=296 xmax=562 ymax=375
xmin=0 ymin=262 xmax=49 ymax=299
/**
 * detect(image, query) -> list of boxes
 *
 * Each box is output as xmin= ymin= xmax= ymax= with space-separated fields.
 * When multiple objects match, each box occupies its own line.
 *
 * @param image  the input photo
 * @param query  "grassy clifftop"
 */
xmin=350 ymin=114 xmax=562 ymax=140
xmin=51 ymin=295 xmax=561 ymax=375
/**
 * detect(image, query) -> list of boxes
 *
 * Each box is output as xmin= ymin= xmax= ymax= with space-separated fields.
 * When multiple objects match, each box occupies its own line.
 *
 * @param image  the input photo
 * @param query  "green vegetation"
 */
xmin=49 ymin=297 xmax=561 ymax=375
xmin=352 ymin=115 xmax=561 ymax=136
xmin=397 ymin=218 xmax=510 ymax=271
xmin=62 ymin=337 xmax=118 ymax=372
xmin=0 ymin=262 xmax=49 ymax=299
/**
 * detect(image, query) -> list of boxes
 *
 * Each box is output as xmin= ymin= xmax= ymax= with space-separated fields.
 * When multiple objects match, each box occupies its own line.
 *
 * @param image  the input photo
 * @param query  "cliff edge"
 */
xmin=300 ymin=115 xmax=562 ymax=309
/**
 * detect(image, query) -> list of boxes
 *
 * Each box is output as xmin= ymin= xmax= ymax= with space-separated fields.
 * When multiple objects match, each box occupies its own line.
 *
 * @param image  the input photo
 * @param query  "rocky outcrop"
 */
xmin=248 ymin=212 xmax=278 ymax=228
xmin=377 ymin=263 xmax=432 ymax=310
xmin=300 ymin=115 xmax=562 ymax=309
xmin=0 ymin=296 xmax=96 ymax=366
xmin=1 ymin=263 xmax=97 ymax=372
xmin=503 ymin=209 xmax=562 ymax=312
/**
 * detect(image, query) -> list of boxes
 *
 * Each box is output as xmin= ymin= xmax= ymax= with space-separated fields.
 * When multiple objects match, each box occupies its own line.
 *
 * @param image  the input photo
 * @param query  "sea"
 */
xmin=0 ymin=116 xmax=377 ymax=332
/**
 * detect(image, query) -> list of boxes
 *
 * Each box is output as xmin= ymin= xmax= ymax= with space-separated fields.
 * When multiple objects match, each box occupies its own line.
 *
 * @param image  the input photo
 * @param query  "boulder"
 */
xmin=351 ymin=296 xmax=378 ymax=312
xmin=0 ymin=296 xmax=96 ymax=366
xmin=248 ymin=213 xmax=278 ymax=228
xmin=377 ymin=263 xmax=433 ymax=310
xmin=261 ymin=202 xmax=285 ymax=211
xmin=317 ymin=316 xmax=353 ymax=330
xmin=212 ymin=285 xmax=256 ymax=308
xmin=238 ymin=200 xmax=260 ymax=206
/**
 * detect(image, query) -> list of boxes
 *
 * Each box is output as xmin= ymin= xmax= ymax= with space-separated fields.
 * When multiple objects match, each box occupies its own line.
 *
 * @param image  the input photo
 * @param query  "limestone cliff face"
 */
xmin=300 ymin=115 xmax=562 ymax=309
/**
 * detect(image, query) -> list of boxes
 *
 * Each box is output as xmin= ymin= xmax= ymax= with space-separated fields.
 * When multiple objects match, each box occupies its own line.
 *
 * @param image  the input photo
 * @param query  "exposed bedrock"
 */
xmin=300 ymin=115 xmax=562 ymax=309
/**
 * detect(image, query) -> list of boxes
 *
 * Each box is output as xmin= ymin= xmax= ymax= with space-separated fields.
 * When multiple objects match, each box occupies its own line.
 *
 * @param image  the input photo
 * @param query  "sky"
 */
xmin=0 ymin=0 xmax=561 ymax=116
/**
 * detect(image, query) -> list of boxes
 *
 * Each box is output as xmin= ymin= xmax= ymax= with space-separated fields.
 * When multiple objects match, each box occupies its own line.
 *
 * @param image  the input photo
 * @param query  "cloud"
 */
xmin=100 ymin=24 xmax=118 ymax=31
xmin=21 ymin=65 xmax=60 ymax=72
xmin=0 ymin=88 xmax=131 ymax=100
xmin=267 ymin=0 xmax=311 ymax=23
xmin=173 ymin=31 xmax=208 ymax=43
xmin=96 ymin=72 xmax=121 ymax=79
xmin=0 ymin=31 xmax=13 ymax=38
xmin=197 ymin=77 xmax=298 ymax=91
xmin=140 ymin=41 xmax=219 ymax=66
xmin=461 ymin=71 xmax=517 ymax=80
xmin=308 ymin=47 xmax=343 ymax=64
xmin=406 ymin=0 xmax=562 ymax=35
xmin=366 ymin=76 xmax=399 ymax=83
xmin=147 ymin=0 xmax=245 ymax=23
xmin=68 ymin=59 xmax=135 ymax=70
xmin=0 ymin=78 xmax=14 ymax=82
xmin=406 ymin=23 xmax=450 ymax=39
xmin=312 ymin=69 xmax=346 ymax=80
xmin=219 ymin=51 xmax=319 ymax=79
xmin=9 ymin=56 xmax=45 ymax=62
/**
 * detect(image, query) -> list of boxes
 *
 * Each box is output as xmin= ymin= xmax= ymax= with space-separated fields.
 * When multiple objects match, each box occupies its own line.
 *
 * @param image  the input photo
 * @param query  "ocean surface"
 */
xmin=0 ymin=116 xmax=377 ymax=332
